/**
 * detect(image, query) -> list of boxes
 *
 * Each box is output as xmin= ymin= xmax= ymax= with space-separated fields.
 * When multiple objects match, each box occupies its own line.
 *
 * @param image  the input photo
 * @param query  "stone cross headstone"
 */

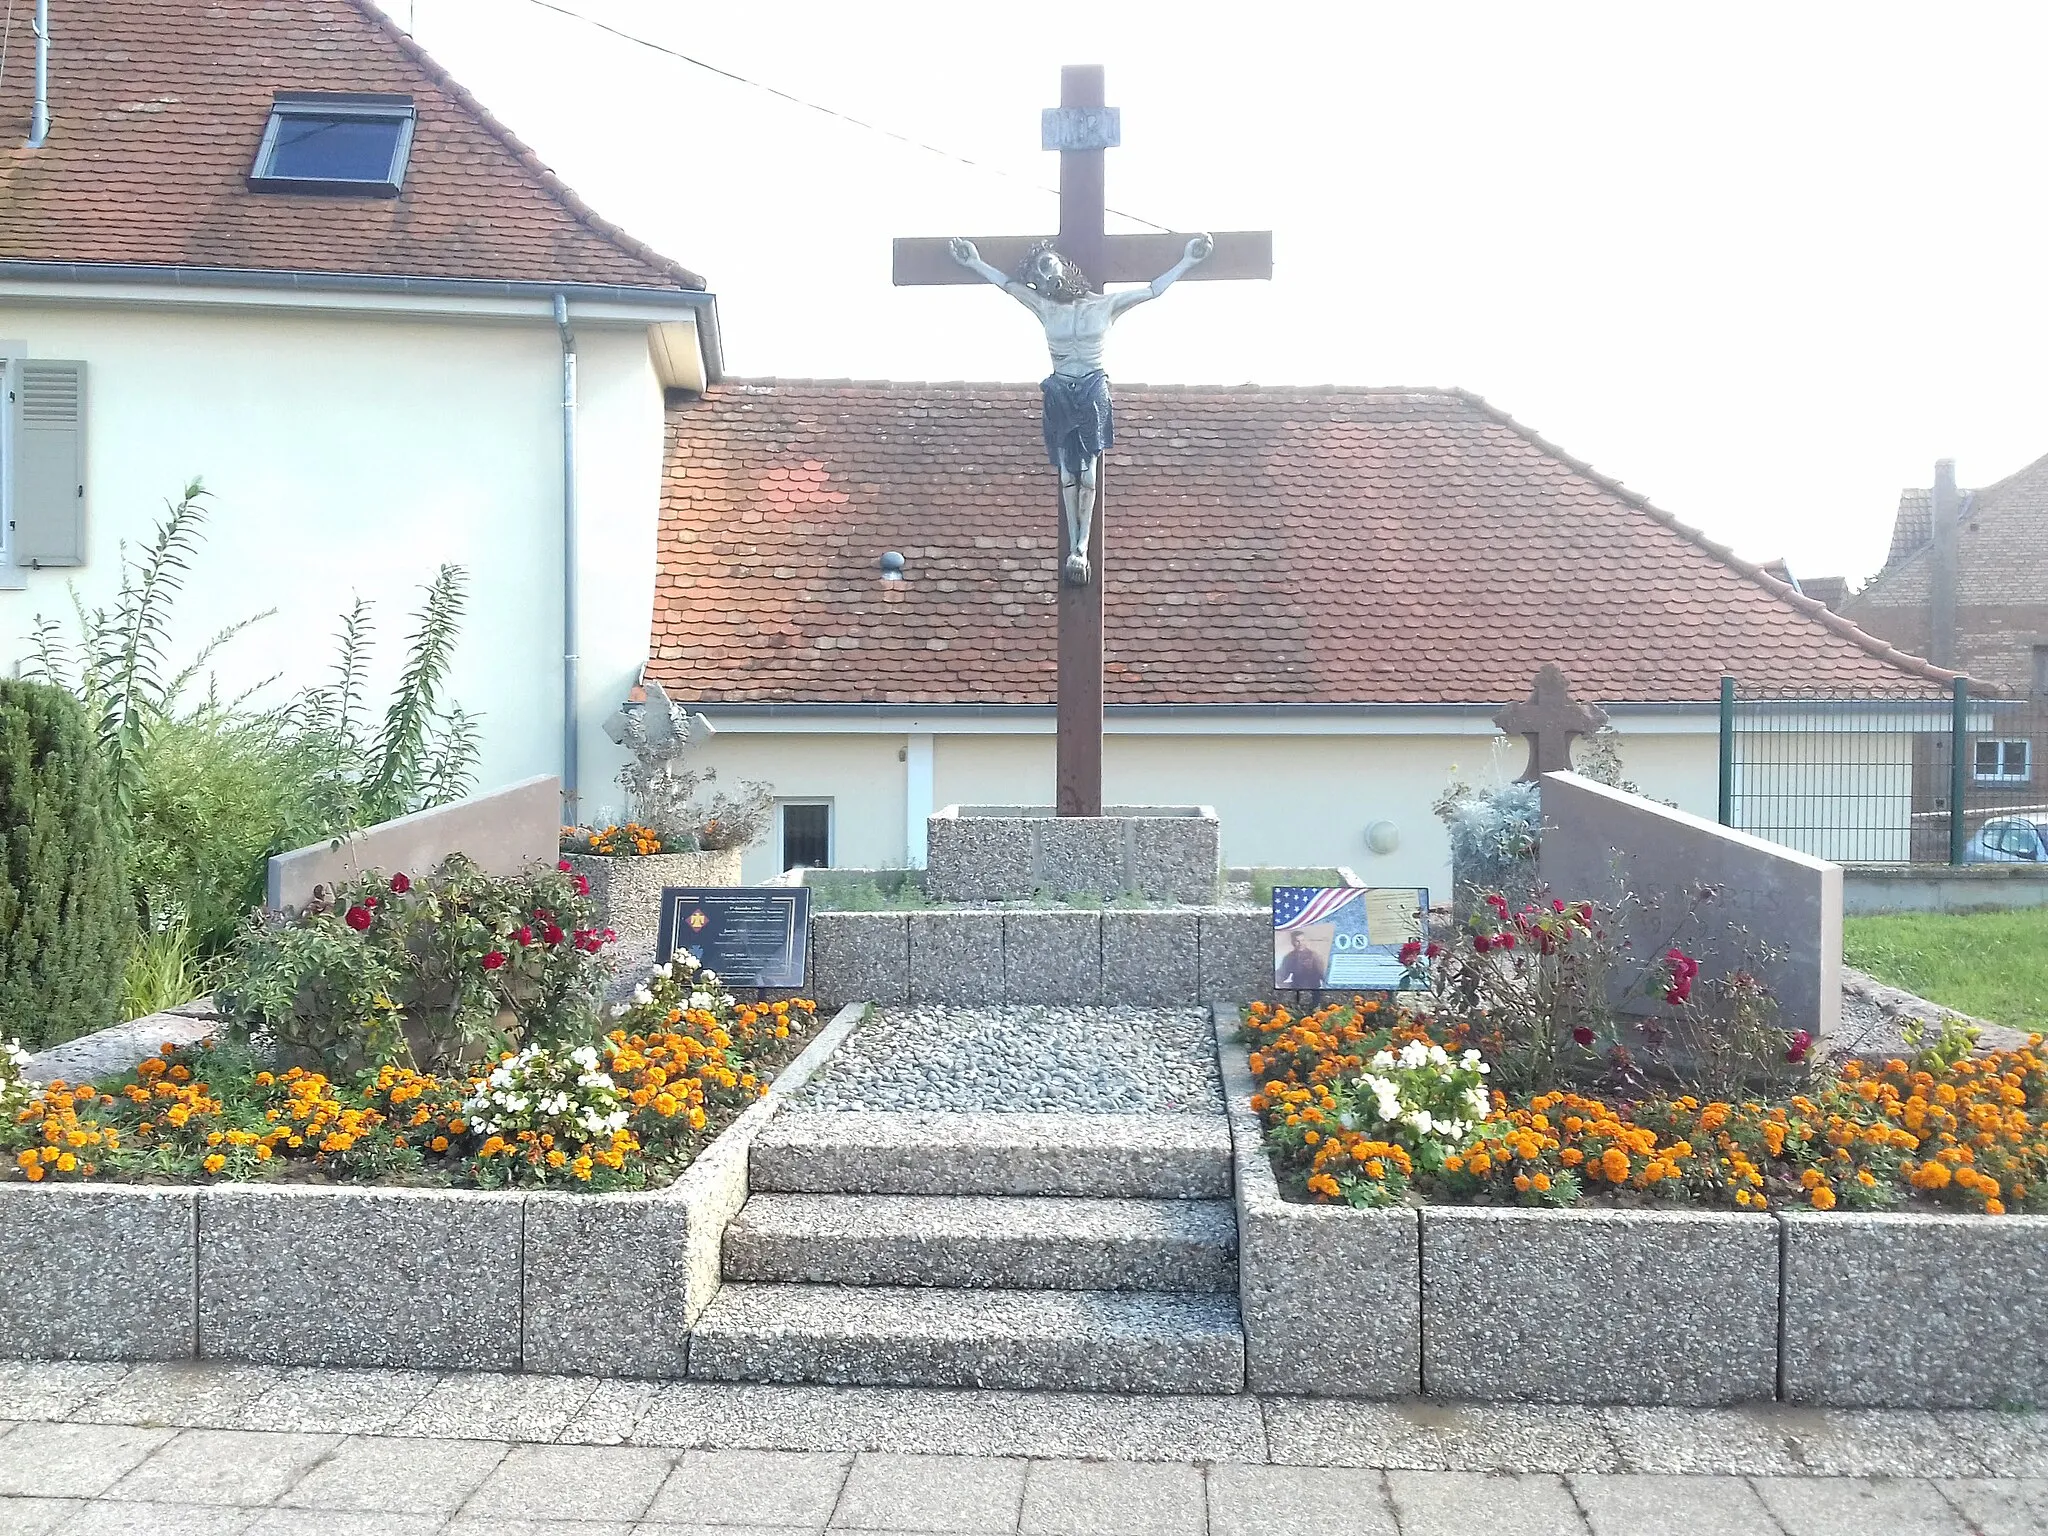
xmin=1495 ymin=664 xmax=1610 ymax=781
xmin=892 ymin=65 xmax=1273 ymax=817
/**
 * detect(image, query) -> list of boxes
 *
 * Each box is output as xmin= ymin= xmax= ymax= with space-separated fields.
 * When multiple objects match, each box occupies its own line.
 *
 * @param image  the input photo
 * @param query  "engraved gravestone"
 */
xmin=1537 ymin=771 xmax=1843 ymax=1037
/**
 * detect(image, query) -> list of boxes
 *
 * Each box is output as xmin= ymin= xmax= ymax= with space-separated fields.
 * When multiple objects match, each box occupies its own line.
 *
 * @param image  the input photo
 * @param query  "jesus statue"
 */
xmin=949 ymin=232 xmax=1213 ymax=585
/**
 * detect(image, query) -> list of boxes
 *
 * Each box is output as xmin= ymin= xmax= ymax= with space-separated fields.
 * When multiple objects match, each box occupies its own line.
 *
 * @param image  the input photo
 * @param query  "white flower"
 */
xmin=677 ymin=951 xmax=701 ymax=971
xmin=700 ymin=969 xmax=719 ymax=985
xmin=609 ymin=1003 xmax=628 ymax=1018
xmin=1465 ymin=1087 xmax=1491 ymax=1120
xmin=1427 ymin=1045 xmax=1449 ymax=1066
xmin=689 ymin=991 xmax=713 ymax=1011
xmin=1369 ymin=1049 xmax=1395 ymax=1071
xmin=631 ymin=986 xmax=654 ymax=1006
xmin=1404 ymin=1109 xmax=1435 ymax=1136
xmin=1462 ymin=1049 xmax=1483 ymax=1068
xmin=1399 ymin=1040 xmax=1428 ymax=1069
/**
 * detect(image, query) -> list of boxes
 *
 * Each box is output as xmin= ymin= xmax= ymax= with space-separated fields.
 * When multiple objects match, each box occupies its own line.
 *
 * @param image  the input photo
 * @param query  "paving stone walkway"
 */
xmin=0 ymin=1362 xmax=2042 ymax=1533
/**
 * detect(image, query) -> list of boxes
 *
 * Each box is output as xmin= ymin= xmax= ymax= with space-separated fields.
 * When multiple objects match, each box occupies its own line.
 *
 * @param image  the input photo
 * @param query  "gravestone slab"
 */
xmin=267 ymin=775 xmax=559 ymax=912
xmin=925 ymin=804 xmax=1220 ymax=903
xmin=1538 ymin=771 xmax=1842 ymax=1036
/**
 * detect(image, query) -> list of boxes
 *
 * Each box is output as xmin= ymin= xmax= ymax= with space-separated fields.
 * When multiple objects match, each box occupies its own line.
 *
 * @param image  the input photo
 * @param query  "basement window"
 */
xmin=1974 ymin=739 xmax=2032 ymax=784
xmin=249 ymin=93 xmax=416 ymax=196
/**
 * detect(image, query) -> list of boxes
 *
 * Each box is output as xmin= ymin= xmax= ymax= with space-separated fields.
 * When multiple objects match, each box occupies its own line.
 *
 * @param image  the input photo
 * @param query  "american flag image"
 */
xmin=1272 ymin=886 xmax=1361 ymax=930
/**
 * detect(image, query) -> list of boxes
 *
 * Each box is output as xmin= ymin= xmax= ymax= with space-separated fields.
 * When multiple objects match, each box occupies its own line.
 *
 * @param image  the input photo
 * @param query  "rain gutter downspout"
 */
xmin=555 ymin=293 xmax=579 ymax=821
xmin=26 ymin=0 xmax=50 ymax=149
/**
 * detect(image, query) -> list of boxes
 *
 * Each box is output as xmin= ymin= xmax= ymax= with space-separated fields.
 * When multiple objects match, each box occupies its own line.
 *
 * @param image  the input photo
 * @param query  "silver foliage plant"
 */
xmin=605 ymin=683 xmax=772 ymax=853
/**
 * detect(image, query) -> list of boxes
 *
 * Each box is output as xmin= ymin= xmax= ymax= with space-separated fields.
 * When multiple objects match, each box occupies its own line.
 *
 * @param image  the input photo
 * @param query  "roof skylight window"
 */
xmin=249 ymin=92 xmax=416 ymax=196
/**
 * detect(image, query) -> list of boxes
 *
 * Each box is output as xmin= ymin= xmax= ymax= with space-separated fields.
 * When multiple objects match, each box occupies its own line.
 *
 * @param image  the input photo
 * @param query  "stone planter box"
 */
xmin=1781 ymin=1210 xmax=2048 ymax=1408
xmin=0 ymin=1002 xmax=866 ymax=1376
xmin=565 ymin=848 xmax=744 ymax=957
xmin=1217 ymin=1016 xmax=1419 ymax=1396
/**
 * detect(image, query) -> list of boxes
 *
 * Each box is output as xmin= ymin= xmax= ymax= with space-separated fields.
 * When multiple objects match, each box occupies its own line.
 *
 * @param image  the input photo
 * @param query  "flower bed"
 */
xmin=4 ymin=959 xmax=818 ymax=1193
xmin=1244 ymin=998 xmax=2047 ymax=1216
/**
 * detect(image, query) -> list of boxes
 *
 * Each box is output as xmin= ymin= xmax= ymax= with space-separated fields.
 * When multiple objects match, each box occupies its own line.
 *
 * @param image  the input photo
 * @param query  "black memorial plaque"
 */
xmin=655 ymin=887 xmax=811 ymax=988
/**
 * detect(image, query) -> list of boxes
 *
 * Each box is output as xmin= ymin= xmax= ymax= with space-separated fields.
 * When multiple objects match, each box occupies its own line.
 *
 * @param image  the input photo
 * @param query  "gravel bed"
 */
xmin=796 ymin=1005 xmax=1223 ymax=1115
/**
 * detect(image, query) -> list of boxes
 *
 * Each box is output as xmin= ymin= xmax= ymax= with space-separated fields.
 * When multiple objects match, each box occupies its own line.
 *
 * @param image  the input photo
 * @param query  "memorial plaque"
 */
xmin=1272 ymin=886 xmax=1428 ymax=991
xmin=655 ymin=887 xmax=812 ymax=988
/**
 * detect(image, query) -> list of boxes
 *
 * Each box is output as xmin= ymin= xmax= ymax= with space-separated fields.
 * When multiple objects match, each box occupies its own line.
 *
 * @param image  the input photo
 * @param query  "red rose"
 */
xmin=601 ymin=928 xmax=616 ymax=943
xmin=544 ymin=924 xmax=565 ymax=946
xmin=344 ymin=905 xmax=372 ymax=932
xmin=1572 ymin=1026 xmax=1595 ymax=1047
xmin=364 ymin=896 xmax=378 ymax=908
xmin=574 ymin=874 xmax=590 ymax=897
xmin=390 ymin=872 xmax=411 ymax=894
xmin=1496 ymin=933 xmax=1516 ymax=950
xmin=1398 ymin=940 xmax=1423 ymax=966
xmin=557 ymin=860 xmax=572 ymax=872
xmin=1425 ymin=941 xmax=1443 ymax=959
xmin=1553 ymin=898 xmax=1566 ymax=912
xmin=515 ymin=926 xmax=533 ymax=946
xmin=481 ymin=951 xmax=507 ymax=971
xmin=1473 ymin=934 xmax=1492 ymax=953
xmin=1786 ymin=1030 xmax=1812 ymax=1064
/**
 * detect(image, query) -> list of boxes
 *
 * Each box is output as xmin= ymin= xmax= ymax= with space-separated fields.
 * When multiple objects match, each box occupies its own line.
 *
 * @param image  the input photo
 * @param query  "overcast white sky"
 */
xmin=386 ymin=0 xmax=2048 ymax=586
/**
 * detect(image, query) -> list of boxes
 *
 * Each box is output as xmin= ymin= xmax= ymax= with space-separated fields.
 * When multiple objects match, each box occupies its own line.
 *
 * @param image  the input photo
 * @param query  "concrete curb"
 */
xmin=0 ymin=1002 xmax=870 ymax=1377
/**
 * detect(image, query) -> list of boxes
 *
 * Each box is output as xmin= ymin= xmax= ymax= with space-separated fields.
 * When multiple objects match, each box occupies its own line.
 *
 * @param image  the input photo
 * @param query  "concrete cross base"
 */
xmin=924 ymin=804 xmax=1221 ymax=905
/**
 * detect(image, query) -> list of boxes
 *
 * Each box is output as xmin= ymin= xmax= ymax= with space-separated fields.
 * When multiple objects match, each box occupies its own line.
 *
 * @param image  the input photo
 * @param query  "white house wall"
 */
xmin=0 ymin=301 xmax=665 ymax=809
xmin=701 ymin=722 xmax=1724 ymax=895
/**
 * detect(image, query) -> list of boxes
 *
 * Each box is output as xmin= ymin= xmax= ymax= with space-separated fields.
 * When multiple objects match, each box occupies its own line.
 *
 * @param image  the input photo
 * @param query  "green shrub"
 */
xmin=217 ymin=855 xmax=614 ymax=1076
xmin=0 ymin=680 xmax=136 ymax=1050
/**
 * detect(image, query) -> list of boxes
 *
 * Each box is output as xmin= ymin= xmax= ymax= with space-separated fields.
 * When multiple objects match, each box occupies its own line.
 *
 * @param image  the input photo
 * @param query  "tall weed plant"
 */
xmin=23 ymin=480 xmax=482 ymax=966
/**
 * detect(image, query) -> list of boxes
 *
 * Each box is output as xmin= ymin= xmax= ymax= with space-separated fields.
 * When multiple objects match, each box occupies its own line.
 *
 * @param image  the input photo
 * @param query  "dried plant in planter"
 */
xmin=592 ymin=681 xmax=771 ymax=854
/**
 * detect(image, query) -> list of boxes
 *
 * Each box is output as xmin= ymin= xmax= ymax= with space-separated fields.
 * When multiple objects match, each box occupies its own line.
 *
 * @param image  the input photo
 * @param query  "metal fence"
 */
xmin=1719 ymin=678 xmax=2048 ymax=865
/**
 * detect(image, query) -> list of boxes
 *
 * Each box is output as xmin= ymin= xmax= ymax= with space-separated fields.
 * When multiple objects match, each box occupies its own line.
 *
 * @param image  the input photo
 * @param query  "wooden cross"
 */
xmin=1495 ymin=664 xmax=1610 ymax=781
xmin=893 ymin=65 xmax=1273 ymax=816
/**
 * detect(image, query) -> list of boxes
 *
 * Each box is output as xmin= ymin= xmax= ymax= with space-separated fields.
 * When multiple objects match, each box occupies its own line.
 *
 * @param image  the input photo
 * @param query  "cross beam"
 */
xmin=892 ymin=65 xmax=1271 ymax=816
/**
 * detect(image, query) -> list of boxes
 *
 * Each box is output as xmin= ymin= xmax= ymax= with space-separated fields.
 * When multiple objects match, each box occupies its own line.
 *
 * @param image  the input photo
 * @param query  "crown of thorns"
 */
xmin=1017 ymin=240 xmax=1090 ymax=301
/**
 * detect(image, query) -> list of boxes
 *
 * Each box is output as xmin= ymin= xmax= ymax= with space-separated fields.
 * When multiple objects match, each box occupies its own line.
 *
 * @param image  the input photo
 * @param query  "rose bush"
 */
xmin=217 ymin=854 xmax=615 ymax=1076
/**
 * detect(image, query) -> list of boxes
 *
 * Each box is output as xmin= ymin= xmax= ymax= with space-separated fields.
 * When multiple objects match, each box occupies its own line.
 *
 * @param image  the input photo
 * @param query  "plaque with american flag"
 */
xmin=1272 ymin=886 xmax=1428 ymax=991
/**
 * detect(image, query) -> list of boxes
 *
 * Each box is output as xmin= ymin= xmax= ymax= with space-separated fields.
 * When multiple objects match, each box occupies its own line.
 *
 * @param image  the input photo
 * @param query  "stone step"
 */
xmin=723 ymin=1193 xmax=1239 ymax=1292
xmin=687 ymin=1283 xmax=1245 ymax=1394
xmin=749 ymin=1111 xmax=1232 ymax=1199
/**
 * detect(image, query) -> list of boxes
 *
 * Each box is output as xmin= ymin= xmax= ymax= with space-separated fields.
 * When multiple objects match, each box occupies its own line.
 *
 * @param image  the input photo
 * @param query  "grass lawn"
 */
xmin=1843 ymin=907 xmax=2048 ymax=1034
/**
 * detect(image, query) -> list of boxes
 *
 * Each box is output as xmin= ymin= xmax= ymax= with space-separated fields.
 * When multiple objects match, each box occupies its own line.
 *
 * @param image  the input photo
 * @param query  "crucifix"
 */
xmin=893 ymin=65 xmax=1272 ymax=816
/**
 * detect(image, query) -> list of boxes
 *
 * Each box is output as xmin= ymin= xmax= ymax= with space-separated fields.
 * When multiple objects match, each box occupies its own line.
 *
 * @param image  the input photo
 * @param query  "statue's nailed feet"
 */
xmin=1064 ymin=552 xmax=1092 ymax=586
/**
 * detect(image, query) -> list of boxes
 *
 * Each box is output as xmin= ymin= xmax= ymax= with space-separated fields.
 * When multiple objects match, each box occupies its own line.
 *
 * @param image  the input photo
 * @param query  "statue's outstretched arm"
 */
xmin=1111 ymin=234 xmax=1214 ymax=316
xmin=950 ymin=237 xmax=1040 ymax=308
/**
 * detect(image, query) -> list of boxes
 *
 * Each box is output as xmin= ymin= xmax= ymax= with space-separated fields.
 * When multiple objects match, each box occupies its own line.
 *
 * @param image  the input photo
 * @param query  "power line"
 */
xmin=512 ymin=0 xmax=1177 ymax=234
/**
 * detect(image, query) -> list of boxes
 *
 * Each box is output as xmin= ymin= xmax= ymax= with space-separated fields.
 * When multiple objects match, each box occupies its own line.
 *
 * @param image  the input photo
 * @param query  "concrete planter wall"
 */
xmin=1218 ymin=1025 xmax=1419 ymax=1396
xmin=925 ymin=804 xmax=1221 ymax=904
xmin=565 ymin=848 xmax=745 ymax=957
xmin=1215 ymin=1008 xmax=2044 ymax=1410
xmin=0 ymin=1002 xmax=865 ymax=1377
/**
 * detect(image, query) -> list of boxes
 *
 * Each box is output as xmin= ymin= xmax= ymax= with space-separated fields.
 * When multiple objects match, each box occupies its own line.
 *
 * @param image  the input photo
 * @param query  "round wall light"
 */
xmin=1364 ymin=820 xmax=1400 ymax=855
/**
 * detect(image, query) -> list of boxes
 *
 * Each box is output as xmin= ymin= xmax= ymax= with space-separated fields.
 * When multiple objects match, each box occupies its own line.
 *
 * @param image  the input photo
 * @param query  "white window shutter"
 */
xmin=14 ymin=360 xmax=86 ymax=567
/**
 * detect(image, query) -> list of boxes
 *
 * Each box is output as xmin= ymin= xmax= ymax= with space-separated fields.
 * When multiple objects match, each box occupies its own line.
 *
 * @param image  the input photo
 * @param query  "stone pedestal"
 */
xmin=924 ymin=805 xmax=1220 ymax=904
xmin=565 ymin=848 xmax=745 ymax=957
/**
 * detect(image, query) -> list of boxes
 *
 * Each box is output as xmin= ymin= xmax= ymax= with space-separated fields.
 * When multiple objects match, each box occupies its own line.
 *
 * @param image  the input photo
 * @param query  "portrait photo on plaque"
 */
xmin=1271 ymin=886 xmax=1428 ymax=990
xmin=655 ymin=886 xmax=811 ymax=989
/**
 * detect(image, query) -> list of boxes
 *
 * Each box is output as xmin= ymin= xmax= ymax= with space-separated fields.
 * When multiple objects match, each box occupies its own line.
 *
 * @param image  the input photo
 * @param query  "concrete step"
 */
xmin=723 ymin=1193 xmax=1239 ymax=1292
xmin=687 ymin=1283 xmax=1245 ymax=1393
xmin=750 ymin=1111 xmax=1231 ymax=1199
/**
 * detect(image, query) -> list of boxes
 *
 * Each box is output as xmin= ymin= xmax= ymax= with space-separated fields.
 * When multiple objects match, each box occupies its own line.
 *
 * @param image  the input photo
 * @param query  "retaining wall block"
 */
xmin=198 ymin=1185 xmax=523 ymax=1371
xmin=1128 ymin=815 xmax=1221 ymax=903
xmin=1035 ymin=818 xmax=1126 ymax=896
xmin=1002 ymin=910 xmax=1102 ymax=1005
xmin=1199 ymin=908 xmax=1274 ymax=1007
xmin=908 ymin=911 xmax=1005 ymax=1006
xmin=925 ymin=815 xmax=1035 ymax=902
xmin=1780 ymin=1211 xmax=2048 ymax=1408
xmin=0 ymin=1185 xmax=197 ymax=1361
xmin=810 ymin=912 xmax=911 ymax=1007
xmin=1102 ymin=909 xmax=1201 ymax=1006
xmin=1422 ymin=1206 xmax=1778 ymax=1405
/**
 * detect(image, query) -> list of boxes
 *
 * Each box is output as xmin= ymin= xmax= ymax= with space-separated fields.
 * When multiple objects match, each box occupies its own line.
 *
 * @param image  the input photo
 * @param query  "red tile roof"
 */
xmin=0 ymin=0 xmax=701 ymax=290
xmin=651 ymin=381 xmax=1964 ymax=707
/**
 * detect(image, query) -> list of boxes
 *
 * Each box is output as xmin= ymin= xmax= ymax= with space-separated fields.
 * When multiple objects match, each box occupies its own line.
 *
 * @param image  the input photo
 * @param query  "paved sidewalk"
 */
xmin=0 ymin=1362 xmax=2041 ymax=1534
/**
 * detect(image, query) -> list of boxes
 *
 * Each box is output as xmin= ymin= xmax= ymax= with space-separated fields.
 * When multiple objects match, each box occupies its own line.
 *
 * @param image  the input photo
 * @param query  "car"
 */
xmin=1964 ymin=815 xmax=2048 ymax=863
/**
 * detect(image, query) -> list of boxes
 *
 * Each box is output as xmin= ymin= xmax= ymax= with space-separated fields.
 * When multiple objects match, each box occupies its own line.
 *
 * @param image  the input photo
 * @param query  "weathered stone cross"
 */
xmin=893 ymin=65 xmax=1272 ymax=816
xmin=1495 ymin=664 xmax=1610 ymax=781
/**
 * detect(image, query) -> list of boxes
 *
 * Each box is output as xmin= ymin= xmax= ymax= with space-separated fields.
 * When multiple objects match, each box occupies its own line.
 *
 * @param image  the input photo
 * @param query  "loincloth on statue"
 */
xmin=1041 ymin=369 xmax=1113 ymax=477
